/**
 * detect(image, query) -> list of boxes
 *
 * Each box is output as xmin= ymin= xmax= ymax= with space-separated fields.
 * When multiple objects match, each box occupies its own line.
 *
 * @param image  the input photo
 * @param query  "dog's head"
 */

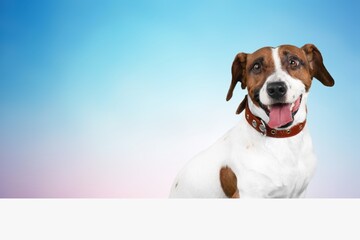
xmin=226 ymin=44 xmax=334 ymax=129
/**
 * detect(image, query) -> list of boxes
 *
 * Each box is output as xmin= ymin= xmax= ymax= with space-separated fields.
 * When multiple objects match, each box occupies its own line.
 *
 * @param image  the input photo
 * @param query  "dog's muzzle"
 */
xmin=258 ymin=81 xmax=302 ymax=129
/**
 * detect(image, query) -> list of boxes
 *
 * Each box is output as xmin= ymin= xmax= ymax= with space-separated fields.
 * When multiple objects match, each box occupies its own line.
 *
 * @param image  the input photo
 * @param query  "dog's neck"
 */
xmin=242 ymin=95 xmax=307 ymax=138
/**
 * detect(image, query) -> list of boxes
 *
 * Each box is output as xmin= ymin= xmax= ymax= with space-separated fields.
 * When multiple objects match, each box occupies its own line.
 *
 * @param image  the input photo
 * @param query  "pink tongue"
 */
xmin=268 ymin=104 xmax=293 ymax=128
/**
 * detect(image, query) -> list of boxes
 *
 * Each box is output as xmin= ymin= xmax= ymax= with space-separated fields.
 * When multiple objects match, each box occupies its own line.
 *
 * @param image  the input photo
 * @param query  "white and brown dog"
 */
xmin=169 ymin=44 xmax=334 ymax=198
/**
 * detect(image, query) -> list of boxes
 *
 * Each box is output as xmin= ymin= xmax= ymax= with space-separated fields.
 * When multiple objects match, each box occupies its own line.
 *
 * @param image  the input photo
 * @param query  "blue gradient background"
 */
xmin=0 ymin=0 xmax=359 ymax=197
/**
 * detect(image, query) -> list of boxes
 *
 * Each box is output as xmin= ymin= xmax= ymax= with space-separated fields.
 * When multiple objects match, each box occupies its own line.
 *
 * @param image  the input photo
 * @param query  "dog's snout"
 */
xmin=266 ymin=82 xmax=287 ymax=99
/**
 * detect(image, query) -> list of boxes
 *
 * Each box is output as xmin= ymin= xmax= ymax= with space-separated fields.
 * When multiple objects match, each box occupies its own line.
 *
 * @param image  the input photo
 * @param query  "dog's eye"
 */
xmin=289 ymin=58 xmax=300 ymax=69
xmin=251 ymin=63 xmax=262 ymax=73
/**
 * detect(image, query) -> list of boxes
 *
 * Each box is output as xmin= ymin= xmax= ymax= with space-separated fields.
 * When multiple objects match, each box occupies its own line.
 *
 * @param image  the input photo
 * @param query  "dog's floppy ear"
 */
xmin=226 ymin=53 xmax=247 ymax=101
xmin=301 ymin=44 xmax=335 ymax=87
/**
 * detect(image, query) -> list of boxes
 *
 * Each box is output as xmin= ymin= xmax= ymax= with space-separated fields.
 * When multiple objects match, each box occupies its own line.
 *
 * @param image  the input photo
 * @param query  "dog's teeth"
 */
xmin=290 ymin=103 xmax=294 ymax=111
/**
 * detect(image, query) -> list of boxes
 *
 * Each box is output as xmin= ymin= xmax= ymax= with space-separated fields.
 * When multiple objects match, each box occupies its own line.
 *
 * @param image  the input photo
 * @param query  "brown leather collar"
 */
xmin=244 ymin=98 xmax=306 ymax=138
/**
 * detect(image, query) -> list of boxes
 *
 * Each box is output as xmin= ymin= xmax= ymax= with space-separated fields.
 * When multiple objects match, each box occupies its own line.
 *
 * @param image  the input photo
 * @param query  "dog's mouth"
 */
xmin=258 ymin=95 xmax=302 ymax=129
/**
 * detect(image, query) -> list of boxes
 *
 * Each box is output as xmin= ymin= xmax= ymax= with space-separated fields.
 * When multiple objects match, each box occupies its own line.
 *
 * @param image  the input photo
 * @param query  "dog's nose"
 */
xmin=266 ymin=82 xmax=287 ymax=99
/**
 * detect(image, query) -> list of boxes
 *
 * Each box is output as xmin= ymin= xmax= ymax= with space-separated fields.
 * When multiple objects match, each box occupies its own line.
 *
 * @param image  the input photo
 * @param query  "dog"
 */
xmin=169 ymin=44 xmax=334 ymax=198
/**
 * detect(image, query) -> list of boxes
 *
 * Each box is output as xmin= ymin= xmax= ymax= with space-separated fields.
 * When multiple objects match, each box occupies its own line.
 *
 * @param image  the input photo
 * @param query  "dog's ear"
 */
xmin=236 ymin=95 xmax=247 ymax=115
xmin=226 ymin=53 xmax=248 ymax=101
xmin=301 ymin=44 xmax=335 ymax=87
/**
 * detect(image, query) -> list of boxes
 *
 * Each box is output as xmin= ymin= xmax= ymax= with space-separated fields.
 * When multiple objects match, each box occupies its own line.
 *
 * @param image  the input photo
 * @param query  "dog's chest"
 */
xmin=228 ymin=125 xmax=316 ymax=198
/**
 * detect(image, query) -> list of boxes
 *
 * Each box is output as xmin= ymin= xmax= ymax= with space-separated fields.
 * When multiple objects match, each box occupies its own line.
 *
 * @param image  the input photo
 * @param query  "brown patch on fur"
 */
xmin=228 ymin=47 xmax=276 ymax=108
xmin=278 ymin=45 xmax=313 ymax=91
xmin=245 ymin=47 xmax=275 ymax=107
xmin=220 ymin=166 xmax=239 ymax=198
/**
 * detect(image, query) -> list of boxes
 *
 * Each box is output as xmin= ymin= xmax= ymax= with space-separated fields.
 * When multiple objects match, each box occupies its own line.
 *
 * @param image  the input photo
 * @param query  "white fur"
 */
xmin=169 ymin=48 xmax=316 ymax=198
